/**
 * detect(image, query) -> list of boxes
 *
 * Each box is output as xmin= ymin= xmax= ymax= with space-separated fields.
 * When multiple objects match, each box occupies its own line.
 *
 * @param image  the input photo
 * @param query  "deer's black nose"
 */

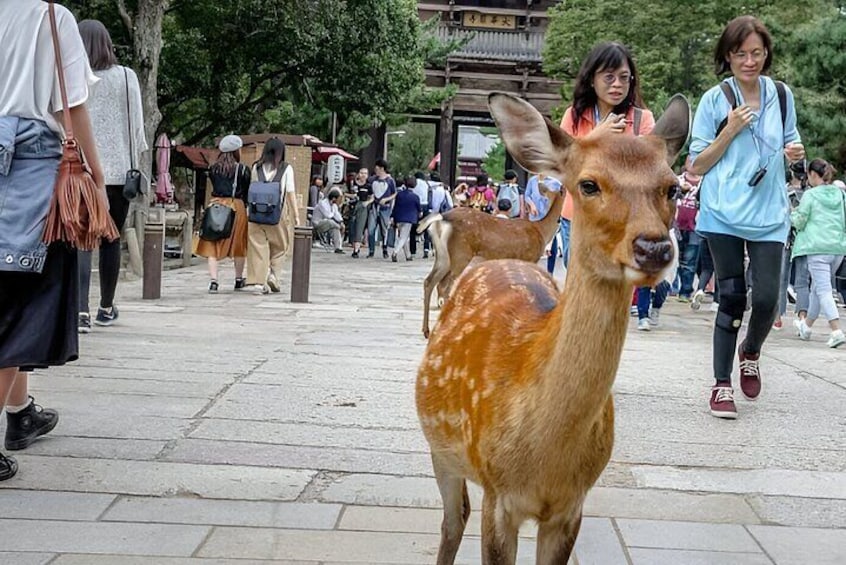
xmin=633 ymin=235 xmax=673 ymax=274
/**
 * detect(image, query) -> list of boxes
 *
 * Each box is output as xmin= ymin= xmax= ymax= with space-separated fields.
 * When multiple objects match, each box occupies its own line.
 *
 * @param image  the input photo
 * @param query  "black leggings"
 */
xmin=707 ymin=234 xmax=783 ymax=383
xmin=78 ymin=185 xmax=130 ymax=313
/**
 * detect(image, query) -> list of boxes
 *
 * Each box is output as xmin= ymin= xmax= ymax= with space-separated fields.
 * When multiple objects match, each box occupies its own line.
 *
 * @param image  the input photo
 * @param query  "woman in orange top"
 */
xmin=543 ymin=42 xmax=655 ymax=277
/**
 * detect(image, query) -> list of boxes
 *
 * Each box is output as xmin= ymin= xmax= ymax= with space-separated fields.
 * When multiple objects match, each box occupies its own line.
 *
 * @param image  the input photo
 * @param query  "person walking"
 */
xmin=367 ymin=159 xmax=396 ymax=258
xmin=76 ymin=19 xmax=147 ymax=331
xmin=1 ymin=0 xmax=104 ymax=480
xmin=688 ymin=16 xmax=804 ymax=419
xmin=246 ymin=138 xmax=300 ymax=293
xmin=790 ymin=159 xmax=846 ymax=348
xmin=349 ymin=167 xmax=372 ymax=258
xmin=391 ymin=177 xmax=422 ymax=262
xmin=195 ymin=135 xmax=251 ymax=293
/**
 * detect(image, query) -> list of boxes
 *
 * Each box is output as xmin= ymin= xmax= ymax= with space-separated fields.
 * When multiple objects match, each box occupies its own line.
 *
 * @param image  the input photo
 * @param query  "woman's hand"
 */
xmin=595 ymin=113 xmax=626 ymax=134
xmin=725 ymin=104 xmax=754 ymax=136
xmin=784 ymin=143 xmax=805 ymax=162
xmin=526 ymin=200 xmax=538 ymax=216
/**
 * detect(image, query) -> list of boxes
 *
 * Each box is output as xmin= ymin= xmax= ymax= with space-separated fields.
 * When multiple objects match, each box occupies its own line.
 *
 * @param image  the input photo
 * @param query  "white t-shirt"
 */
xmin=252 ymin=163 xmax=296 ymax=194
xmin=0 ymin=1 xmax=97 ymax=133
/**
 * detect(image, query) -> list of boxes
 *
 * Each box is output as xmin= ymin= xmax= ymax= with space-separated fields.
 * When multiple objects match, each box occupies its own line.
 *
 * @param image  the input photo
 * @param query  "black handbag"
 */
xmin=198 ymin=164 xmax=239 ymax=241
xmin=199 ymin=202 xmax=235 ymax=241
xmin=122 ymin=68 xmax=144 ymax=201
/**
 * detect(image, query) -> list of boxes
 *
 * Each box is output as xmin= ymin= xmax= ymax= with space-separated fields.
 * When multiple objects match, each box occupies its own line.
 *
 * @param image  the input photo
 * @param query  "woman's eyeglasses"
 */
xmin=597 ymin=72 xmax=633 ymax=86
xmin=730 ymin=49 xmax=767 ymax=63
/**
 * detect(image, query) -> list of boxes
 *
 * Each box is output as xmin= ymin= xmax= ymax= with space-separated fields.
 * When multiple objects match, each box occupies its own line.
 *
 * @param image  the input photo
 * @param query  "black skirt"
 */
xmin=0 ymin=243 xmax=79 ymax=370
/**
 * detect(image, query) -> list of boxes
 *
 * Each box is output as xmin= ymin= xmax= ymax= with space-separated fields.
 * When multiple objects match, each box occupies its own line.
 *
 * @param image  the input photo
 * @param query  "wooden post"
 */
xmin=290 ymin=225 xmax=313 ymax=303
xmin=142 ymin=207 xmax=164 ymax=299
xmin=439 ymin=99 xmax=455 ymax=189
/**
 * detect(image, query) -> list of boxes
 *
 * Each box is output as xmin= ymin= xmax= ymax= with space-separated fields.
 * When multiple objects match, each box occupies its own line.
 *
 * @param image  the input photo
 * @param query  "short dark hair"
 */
xmin=714 ymin=16 xmax=773 ymax=76
xmin=430 ymin=171 xmax=441 ymax=182
xmin=476 ymin=174 xmax=489 ymax=186
xmin=404 ymin=176 xmax=417 ymax=189
xmin=77 ymin=20 xmax=118 ymax=71
xmin=414 ymin=171 xmax=425 ymax=180
xmin=374 ymin=158 xmax=390 ymax=172
xmin=327 ymin=189 xmax=342 ymax=201
xmin=572 ymin=42 xmax=645 ymax=132
xmin=497 ymin=198 xmax=512 ymax=212
xmin=504 ymin=169 xmax=518 ymax=181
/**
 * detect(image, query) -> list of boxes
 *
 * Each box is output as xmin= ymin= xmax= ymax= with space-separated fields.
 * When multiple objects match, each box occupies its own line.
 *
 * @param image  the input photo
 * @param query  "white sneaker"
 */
xmin=794 ymin=319 xmax=812 ymax=341
xmin=691 ymin=289 xmax=705 ymax=311
xmin=637 ymin=318 xmax=651 ymax=331
xmin=828 ymin=329 xmax=845 ymax=348
xmin=648 ymin=308 xmax=661 ymax=326
xmin=710 ymin=302 xmax=720 ymax=313
xmin=251 ymin=284 xmax=269 ymax=295
xmin=266 ymin=273 xmax=281 ymax=293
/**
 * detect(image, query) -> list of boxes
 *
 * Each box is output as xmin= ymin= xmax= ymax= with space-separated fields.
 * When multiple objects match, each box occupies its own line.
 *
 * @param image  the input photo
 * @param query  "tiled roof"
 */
xmin=435 ymin=26 xmax=544 ymax=63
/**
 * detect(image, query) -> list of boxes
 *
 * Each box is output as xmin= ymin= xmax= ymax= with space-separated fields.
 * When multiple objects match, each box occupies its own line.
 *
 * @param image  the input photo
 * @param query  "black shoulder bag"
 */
xmin=199 ymin=165 xmax=238 ymax=241
xmin=122 ymin=68 xmax=144 ymax=200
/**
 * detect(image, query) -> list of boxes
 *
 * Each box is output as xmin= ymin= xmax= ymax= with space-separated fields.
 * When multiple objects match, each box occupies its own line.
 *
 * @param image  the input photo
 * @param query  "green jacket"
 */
xmin=791 ymin=184 xmax=846 ymax=259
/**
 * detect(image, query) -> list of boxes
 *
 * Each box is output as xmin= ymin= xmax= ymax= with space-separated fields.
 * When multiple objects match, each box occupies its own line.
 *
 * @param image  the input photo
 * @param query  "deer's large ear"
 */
xmin=488 ymin=93 xmax=572 ymax=178
xmin=651 ymin=94 xmax=691 ymax=165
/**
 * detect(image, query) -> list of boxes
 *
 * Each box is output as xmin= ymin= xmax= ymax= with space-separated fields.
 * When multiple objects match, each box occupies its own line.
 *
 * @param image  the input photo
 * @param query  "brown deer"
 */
xmin=416 ymin=92 xmax=689 ymax=564
xmin=418 ymin=184 xmax=564 ymax=339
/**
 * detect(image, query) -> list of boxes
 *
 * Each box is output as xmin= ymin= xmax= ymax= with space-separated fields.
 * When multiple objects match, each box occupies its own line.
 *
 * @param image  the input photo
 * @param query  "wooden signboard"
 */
xmin=461 ymin=11 xmax=517 ymax=30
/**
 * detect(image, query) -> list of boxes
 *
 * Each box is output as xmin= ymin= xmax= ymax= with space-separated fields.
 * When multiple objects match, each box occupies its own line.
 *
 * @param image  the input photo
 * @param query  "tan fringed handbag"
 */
xmin=42 ymin=1 xmax=118 ymax=250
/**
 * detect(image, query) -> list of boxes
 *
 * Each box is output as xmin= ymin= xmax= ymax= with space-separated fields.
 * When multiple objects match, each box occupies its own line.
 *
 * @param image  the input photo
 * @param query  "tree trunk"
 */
xmin=118 ymin=0 xmax=168 ymax=177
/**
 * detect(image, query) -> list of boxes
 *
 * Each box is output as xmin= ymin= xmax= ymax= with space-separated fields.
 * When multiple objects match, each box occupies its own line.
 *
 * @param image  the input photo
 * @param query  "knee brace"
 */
xmin=716 ymin=276 xmax=747 ymax=333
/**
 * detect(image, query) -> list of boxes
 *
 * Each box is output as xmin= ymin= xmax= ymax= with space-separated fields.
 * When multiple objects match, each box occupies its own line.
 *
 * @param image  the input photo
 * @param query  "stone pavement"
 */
xmin=1 ymin=250 xmax=844 ymax=564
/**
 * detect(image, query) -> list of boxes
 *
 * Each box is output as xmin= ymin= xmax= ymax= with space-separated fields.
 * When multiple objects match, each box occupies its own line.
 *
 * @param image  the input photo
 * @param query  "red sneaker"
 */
xmin=710 ymin=385 xmax=737 ymax=419
xmin=738 ymin=344 xmax=761 ymax=400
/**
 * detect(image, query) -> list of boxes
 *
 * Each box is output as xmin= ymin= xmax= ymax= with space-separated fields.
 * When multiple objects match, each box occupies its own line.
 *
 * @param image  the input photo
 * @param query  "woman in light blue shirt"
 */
xmin=688 ymin=16 xmax=805 ymax=420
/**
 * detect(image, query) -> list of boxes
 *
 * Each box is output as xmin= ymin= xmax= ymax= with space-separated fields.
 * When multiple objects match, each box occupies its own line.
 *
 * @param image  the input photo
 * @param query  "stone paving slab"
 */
xmin=51 ymin=558 xmax=315 ymax=565
xmin=747 ymin=525 xmax=846 ymax=565
xmin=102 ymin=497 xmax=342 ymax=529
xmin=747 ymin=495 xmax=846 ymax=529
xmin=616 ymin=518 xmax=761 ymax=552
xmin=6 ymin=456 xmax=315 ymax=500
xmin=0 ymin=518 xmax=209 ymax=556
xmin=627 ymin=548 xmax=773 ymax=565
xmin=19 ymin=437 xmax=166 ymax=461
xmin=0 ymin=490 xmax=115 ymax=521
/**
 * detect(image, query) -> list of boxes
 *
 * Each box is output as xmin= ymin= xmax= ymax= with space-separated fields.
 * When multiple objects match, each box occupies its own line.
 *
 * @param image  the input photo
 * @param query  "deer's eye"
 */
xmin=579 ymin=180 xmax=600 ymax=196
xmin=666 ymin=184 xmax=680 ymax=200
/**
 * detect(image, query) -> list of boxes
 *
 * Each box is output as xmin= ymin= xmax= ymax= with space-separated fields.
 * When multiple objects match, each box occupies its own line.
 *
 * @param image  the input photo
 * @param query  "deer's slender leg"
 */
xmin=423 ymin=253 xmax=452 ymax=338
xmin=480 ymin=491 xmax=518 ymax=565
xmin=433 ymin=454 xmax=470 ymax=565
xmin=536 ymin=509 xmax=583 ymax=565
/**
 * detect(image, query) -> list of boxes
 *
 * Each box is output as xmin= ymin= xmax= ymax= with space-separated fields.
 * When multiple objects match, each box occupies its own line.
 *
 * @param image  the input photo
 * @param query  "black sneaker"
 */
xmin=0 ymin=453 xmax=17 ymax=481
xmin=382 ymin=249 xmax=389 ymax=259
xmin=234 ymin=278 xmax=246 ymax=291
xmin=209 ymin=280 xmax=219 ymax=294
xmin=334 ymin=248 xmax=345 ymax=254
xmin=94 ymin=306 xmax=119 ymax=326
xmin=351 ymin=250 xmax=359 ymax=258
xmin=5 ymin=397 xmax=59 ymax=451
xmin=78 ymin=313 xmax=91 ymax=334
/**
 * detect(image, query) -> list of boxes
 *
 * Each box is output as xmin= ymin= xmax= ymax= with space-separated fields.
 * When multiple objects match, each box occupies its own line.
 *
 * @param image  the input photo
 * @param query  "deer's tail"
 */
xmin=417 ymin=212 xmax=443 ymax=234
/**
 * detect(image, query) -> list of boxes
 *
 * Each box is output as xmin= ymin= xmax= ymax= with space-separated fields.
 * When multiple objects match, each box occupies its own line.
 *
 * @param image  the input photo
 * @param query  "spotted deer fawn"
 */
xmin=418 ymin=184 xmax=565 ymax=338
xmin=416 ymin=93 xmax=689 ymax=564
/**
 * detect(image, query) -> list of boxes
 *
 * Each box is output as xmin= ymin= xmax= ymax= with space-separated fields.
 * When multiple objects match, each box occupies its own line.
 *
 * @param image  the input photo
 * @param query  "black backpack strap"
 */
xmin=715 ymin=82 xmax=737 ymax=136
xmin=774 ymin=80 xmax=787 ymax=130
xmin=632 ymin=107 xmax=642 ymax=136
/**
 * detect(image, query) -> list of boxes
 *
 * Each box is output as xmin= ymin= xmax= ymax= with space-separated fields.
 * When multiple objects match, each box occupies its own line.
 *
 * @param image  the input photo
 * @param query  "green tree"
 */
xmin=482 ymin=140 xmax=505 ymax=182
xmin=386 ymin=122 xmax=437 ymax=179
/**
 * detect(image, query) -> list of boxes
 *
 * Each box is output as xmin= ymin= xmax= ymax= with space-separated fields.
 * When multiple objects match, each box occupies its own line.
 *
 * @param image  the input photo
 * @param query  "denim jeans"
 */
xmin=677 ymin=229 xmax=701 ymax=298
xmin=637 ymin=281 xmax=671 ymax=319
xmin=792 ymin=255 xmax=811 ymax=315
xmin=367 ymin=206 xmax=393 ymax=253
xmin=807 ymin=254 xmax=844 ymax=323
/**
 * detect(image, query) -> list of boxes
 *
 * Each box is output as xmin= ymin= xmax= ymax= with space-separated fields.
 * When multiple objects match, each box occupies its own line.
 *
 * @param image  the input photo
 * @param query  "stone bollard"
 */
xmin=142 ymin=207 xmax=165 ymax=299
xmin=291 ymin=225 xmax=313 ymax=303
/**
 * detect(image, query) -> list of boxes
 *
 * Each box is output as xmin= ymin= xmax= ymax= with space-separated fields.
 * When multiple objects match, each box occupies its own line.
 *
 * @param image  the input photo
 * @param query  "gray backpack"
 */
xmin=248 ymin=163 xmax=286 ymax=225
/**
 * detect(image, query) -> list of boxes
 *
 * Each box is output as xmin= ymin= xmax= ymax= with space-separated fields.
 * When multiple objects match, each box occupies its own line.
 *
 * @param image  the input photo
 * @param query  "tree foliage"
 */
xmin=68 ymin=0 xmax=453 ymax=152
xmin=386 ymin=122 xmax=437 ymax=179
xmin=482 ymin=140 xmax=506 ymax=182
